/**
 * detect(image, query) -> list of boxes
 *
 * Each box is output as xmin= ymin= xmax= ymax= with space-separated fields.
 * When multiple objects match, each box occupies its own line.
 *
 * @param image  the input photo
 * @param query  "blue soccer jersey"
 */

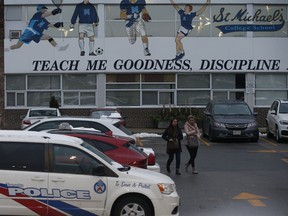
xmin=178 ymin=10 xmax=197 ymax=30
xmin=20 ymin=12 xmax=50 ymax=44
xmin=27 ymin=12 xmax=50 ymax=34
xmin=120 ymin=0 xmax=146 ymax=17
xmin=71 ymin=2 xmax=99 ymax=24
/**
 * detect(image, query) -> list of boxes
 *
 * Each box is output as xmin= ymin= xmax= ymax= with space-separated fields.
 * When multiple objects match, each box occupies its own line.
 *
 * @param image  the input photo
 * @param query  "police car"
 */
xmin=0 ymin=130 xmax=179 ymax=216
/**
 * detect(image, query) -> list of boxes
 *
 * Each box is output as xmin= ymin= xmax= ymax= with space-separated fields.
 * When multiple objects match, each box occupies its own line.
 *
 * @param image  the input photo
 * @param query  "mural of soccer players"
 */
xmin=70 ymin=0 xmax=99 ymax=56
xmin=170 ymin=0 xmax=210 ymax=60
xmin=9 ymin=5 xmax=68 ymax=51
xmin=120 ymin=0 xmax=152 ymax=56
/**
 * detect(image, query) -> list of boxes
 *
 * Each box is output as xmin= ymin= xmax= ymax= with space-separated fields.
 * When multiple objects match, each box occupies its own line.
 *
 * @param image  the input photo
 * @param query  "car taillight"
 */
xmin=148 ymin=153 xmax=155 ymax=166
xmin=22 ymin=120 xmax=31 ymax=125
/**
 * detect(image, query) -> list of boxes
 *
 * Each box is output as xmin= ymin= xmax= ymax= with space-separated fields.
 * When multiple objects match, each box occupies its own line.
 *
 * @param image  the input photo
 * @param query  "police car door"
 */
xmin=48 ymin=144 xmax=108 ymax=215
xmin=0 ymin=142 xmax=48 ymax=215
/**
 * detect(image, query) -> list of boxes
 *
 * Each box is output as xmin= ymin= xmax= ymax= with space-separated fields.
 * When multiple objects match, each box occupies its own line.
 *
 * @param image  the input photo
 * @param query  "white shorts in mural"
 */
xmin=78 ymin=23 xmax=95 ymax=37
xmin=177 ymin=26 xmax=192 ymax=36
xmin=125 ymin=18 xmax=147 ymax=44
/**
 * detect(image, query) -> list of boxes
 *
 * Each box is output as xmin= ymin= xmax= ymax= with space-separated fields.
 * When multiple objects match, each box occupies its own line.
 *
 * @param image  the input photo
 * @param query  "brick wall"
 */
xmin=2 ymin=107 xmax=269 ymax=130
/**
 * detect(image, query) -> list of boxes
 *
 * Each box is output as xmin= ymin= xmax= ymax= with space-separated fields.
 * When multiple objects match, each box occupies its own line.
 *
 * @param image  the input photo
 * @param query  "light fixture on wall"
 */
xmin=9 ymin=30 xmax=21 ymax=40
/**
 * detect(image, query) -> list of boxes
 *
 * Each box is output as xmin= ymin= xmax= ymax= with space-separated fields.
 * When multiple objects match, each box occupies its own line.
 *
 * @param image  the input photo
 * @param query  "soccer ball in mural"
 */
xmin=95 ymin=47 xmax=104 ymax=55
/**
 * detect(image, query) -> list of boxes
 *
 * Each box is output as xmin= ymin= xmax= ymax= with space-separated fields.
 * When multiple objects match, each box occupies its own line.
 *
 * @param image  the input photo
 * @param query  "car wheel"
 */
xmin=266 ymin=122 xmax=273 ymax=138
xmin=112 ymin=196 xmax=153 ymax=216
xmin=276 ymin=127 xmax=282 ymax=143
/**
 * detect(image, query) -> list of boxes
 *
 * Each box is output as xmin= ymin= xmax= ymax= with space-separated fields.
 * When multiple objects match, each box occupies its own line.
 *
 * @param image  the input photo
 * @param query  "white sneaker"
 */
xmin=192 ymin=168 xmax=198 ymax=174
xmin=57 ymin=44 xmax=69 ymax=51
xmin=144 ymin=48 xmax=151 ymax=56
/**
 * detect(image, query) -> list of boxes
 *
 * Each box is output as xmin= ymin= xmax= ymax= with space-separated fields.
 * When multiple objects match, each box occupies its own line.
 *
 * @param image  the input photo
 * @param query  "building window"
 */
xmin=6 ymin=75 xmax=25 ymax=90
xmin=253 ymin=5 xmax=287 ymax=37
xmin=27 ymin=92 xmax=61 ymax=107
xmin=178 ymin=74 xmax=209 ymax=88
xmin=211 ymin=4 xmax=247 ymax=37
xmin=105 ymin=3 xmax=211 ymax=37
xmin=177 ymin=90 xmax=210 ymax=106
xmin=255 ymin=74 xmax=288 ymax=106
xmin=62 ymin=74 xmax=97 ymax=107
xmin=28 ymin=75 xmax=60 ymax=90
xmin=177 ymin=74 xmax=210 ymax=106
xmin=212 ymin=73 xmax=245 ymax=100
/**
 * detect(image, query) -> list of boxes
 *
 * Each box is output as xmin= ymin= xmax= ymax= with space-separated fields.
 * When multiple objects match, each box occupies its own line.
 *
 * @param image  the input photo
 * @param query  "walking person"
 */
xmin=162 ymin=118 xmax=183 ymax=175
xmin=170 ymin=0 xmax=210 ymax=60
xmin=184 ymin=115 xmax=201 ymax=174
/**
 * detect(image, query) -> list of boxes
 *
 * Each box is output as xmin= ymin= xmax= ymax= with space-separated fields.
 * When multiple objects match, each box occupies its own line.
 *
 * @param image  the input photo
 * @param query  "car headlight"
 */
xmin=157 ymin=183 xmax=175 ymax=195
xmin=214 ymin=122 xmax=226 ymax=127
xmin=247 ymin=122 xmax=257 ymax=127
xmin=279 ymin=120 xmax=288 ymax=125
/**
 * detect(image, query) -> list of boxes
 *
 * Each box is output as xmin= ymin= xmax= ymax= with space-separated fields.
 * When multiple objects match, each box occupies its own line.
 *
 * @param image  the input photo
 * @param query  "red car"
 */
xmin=48 ymin=129 xmax=148 ymax=169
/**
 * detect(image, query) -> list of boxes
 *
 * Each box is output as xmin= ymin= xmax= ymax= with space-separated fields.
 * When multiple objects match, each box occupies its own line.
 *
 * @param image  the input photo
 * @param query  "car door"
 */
xmin=267 ymin=101 xmax=278 ymax=134
xmin=0 ymin=142 xmax=48 ymax=215
xmin=48 ymin=144 xmax=108 ymax=215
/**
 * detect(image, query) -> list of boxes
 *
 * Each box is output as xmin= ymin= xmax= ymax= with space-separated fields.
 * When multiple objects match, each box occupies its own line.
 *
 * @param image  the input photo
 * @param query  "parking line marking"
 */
xmin=282 ymin=158 xmax=288 ymax=164
xmin=199 ymin=137 xmax=210 ymax=146
xmin=259 ymin=137 xmax=278 ymax=146
xmin=233 ymin=192 xmax=268 ymax=207
xmin=247 ymin=199 xmax=266 ymax=207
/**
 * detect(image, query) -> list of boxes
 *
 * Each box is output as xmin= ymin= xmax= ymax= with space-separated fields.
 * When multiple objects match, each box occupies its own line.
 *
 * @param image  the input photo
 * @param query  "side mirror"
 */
xmin=92 ymin=164 xmax=106 ymax=176
xmin=253 ymin=112 xmax=258 ymax=116
xmin=204 ymin=111 xmax=211 ymax=116
xmin=270 ymin=110 xmax=276 ymax=115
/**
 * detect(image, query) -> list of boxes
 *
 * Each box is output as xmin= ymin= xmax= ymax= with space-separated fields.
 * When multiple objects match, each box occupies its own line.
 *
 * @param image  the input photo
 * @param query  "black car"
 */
xmin=202 ymin=100 xmax=259 ymax=142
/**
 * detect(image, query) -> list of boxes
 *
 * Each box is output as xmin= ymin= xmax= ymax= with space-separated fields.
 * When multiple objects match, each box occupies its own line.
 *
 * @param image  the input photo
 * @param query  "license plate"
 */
xmin=233 ymin=130 xmax=241 ymax=135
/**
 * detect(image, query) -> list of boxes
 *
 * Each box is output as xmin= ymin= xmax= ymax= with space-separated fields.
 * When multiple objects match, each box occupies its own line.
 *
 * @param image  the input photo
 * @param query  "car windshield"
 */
xmin=279 ymin=103 xmax=288 ymax=114
xmin=213 ymin=104 xmax=252 ymax=115
xmin=29 ymin=110 xmax=57 ymax=117
xmin=81 ymin=141 xmax=123 ymax=169
xmin=113 ymin=122 xmax=133 ymax=135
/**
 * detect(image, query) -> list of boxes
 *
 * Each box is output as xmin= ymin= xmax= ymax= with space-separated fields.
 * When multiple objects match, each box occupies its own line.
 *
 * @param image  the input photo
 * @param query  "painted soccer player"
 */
xmin=120 ymin=0 xmax=151 ymax=56
xmin=170 ymin=0 xmax=210 ymax=60
xmin=70 ymin=0 xmax=99 ymax=56
xmin=9 ymin=5 xmax=68 ymax=51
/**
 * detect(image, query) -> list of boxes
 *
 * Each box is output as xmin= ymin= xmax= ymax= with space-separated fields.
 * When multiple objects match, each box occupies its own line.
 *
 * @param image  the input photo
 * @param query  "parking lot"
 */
xmin=139 ymin=133 xmax=288 ymax=216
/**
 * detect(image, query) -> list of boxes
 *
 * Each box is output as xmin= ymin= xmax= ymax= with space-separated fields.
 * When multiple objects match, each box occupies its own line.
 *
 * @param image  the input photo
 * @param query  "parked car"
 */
xmin=20 ymin=107 xmax=61 ymax=129
xmin=0 ymin=130 xmax=179 ymax=215
xmin=47 ymin=127 xmax=149 ymax=169
xmin=89 ymin=107 xmax=126 ymax=126
xmin=202 ymin=100 xmax=259 ymax=142
xmin=23 ymin=117 xmax=160 ymax=172
xmin=23 ymin=116 xmax=129 ymax=138
xmin=266 ymin=99 xmax=288 ymax=142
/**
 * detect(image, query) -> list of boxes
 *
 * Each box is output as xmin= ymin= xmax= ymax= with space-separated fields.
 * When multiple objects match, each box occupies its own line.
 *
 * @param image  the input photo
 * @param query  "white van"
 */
xmin=0 ymin=130 xmax=179 ymax=216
